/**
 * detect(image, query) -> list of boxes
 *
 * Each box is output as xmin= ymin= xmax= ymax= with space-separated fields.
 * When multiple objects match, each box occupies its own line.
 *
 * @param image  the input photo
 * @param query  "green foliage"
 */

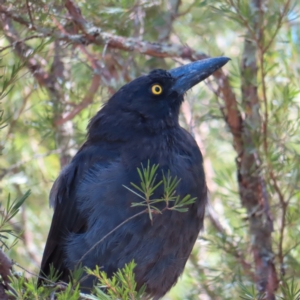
xmin=238 ymin=283 xmax=266 ymax=300
xmin=0 ymin=59 xmax=24 ymax=101
xmin=123 ymin=161 xmax=196 ymax=221
xmin=56 ymin=285 xmax=81 ymax=300
xmin=86 ymin=261 xmax=146 ymax=300
xmin=0 ymin=191 xmax=30 ymax=249
xmin=1 ymin=0 xmax=300 ymax=299
xmin=6 ymin=271 xmax=80 ymax=300
xmin=279 ymin=279 xmax=300 ymax=300
xmin=45 ymin=263 xmax=62 ymax=284
xmin=162 ymin=172 xmax=197 ymax=212
xmin=6 ymin=261 xmax=145 ymax=299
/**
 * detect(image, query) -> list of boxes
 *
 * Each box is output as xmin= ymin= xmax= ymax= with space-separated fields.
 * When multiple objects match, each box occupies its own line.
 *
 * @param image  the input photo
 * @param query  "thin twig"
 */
xmin=0 ymin=148 xmax=68 ymax=180
xmin=25 ymin=0 xmax=35 ymax=29
xmin=76 ymin=210 xmax=147 ymax=266
xmin=270 ymin=169 xmax=287 ymax=277
xmin=0 ymin=34 xmax=44 ymax=52
xmin=54 ymin=73 xmax=101 ymax=126
xmin=263 ymin=0 xmax=291 ymax=53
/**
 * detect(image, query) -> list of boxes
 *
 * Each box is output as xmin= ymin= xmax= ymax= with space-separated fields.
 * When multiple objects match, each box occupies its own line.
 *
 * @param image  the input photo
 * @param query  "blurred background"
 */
xmin=1 ymin=0 xmax=300 ymax=299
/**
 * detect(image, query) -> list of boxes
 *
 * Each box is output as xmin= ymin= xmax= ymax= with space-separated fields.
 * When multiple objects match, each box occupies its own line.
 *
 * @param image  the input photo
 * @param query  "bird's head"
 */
xmin=110 ymin=56 xmax=229 ymax=119
xmin=88 ymin=57 xmax=230 ymax=139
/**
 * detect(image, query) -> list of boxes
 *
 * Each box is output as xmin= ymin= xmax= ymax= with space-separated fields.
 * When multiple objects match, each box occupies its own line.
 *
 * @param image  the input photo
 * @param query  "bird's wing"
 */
xmin=39 ymin=143 xmax=116 ymax=283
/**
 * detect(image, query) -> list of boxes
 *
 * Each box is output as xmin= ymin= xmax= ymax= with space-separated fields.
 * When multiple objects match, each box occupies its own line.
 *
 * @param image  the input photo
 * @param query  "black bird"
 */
xmin=40 ymin=57 xmax=229 ymax=299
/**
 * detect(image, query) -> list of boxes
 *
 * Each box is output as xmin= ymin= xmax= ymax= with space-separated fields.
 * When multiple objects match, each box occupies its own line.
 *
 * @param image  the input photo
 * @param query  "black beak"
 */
xmin=169 ymin=57 xmax=230 ymax=94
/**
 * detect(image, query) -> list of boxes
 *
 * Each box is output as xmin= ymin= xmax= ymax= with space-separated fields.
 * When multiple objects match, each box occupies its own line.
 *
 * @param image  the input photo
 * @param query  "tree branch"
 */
xmin=239 ymin=0 xmax=278 ymax=298
xmin=0 ymin=2 xmax=239 ymax=145
xmin=0 ymin=3 xmax=204 ymax=59
xmin=54 ymin=72 xmax=101 ymax=126
xmin=0 ymin=248 xmax=12 ymax=288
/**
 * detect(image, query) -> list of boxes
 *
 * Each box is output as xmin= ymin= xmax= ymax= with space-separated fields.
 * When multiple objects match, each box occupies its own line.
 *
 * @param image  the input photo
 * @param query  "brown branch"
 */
xmin=239 ymin=0 xmax=278 ymax=299
xmin=1 ymin=11 xmax=75 ymax=168
xmin=0 ymin=284 xmax=8 ymax=300
xmin=54 ymin=73 xmax=101 ymax=126
xmin=65 ymin=0 xmax=241 ymax=148
xmin=0 ymin=5 xmax=29 ymax=27
xmin=65 ymin=0 xmax=87 ymax=31
xmin=260 ymin=49 xmax=269 ymax=159
xmin=25 ymin=0 xmax=35 ymax=29
xmin=0 ymin=148 xmax=68 ymax=180
xmin=257 ymin=1 xmax=291 ymax=280
xmin=0 ymin=17 xmax=58 ymax=94
xmin=0 ymin=248 xmax=12 ymax=288
xmin=157 ymin=0 xmax=181 ymax=42
xmin=0 ymin=4 xmax=206 ymax=59
xmin=0 ymin=5 xmax=118 ymax=126
xmin=263 ymin=0 xmax=291 ymax=53
xmin=212 ymin=70 xmax=243 ymax=154
xmin=50 ymin=14 xmax=105 ymax=126
xmin=0 ymin=34 xmax=44 ymax=52
xmin=0 ymin=1 xmax=238 ymax=136
xmin=0 ymin=7 xmax=60 ymax=94
xmin=50 ymin=39 xmax=72 ymax=167
xmin=270 ymin=170 xmax=287 ymax=277
xmin=0 ymin=4 xmax=109 ymax=170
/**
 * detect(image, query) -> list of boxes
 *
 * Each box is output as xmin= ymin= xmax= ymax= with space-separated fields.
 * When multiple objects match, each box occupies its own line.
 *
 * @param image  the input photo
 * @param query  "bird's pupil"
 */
xmin=155 ymin=87 xmax=160 ymax=92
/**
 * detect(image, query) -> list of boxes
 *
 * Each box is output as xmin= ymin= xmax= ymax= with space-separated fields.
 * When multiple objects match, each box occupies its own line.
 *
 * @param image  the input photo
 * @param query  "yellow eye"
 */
xmin=151 ymin=84 xmax=163 ymax=95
